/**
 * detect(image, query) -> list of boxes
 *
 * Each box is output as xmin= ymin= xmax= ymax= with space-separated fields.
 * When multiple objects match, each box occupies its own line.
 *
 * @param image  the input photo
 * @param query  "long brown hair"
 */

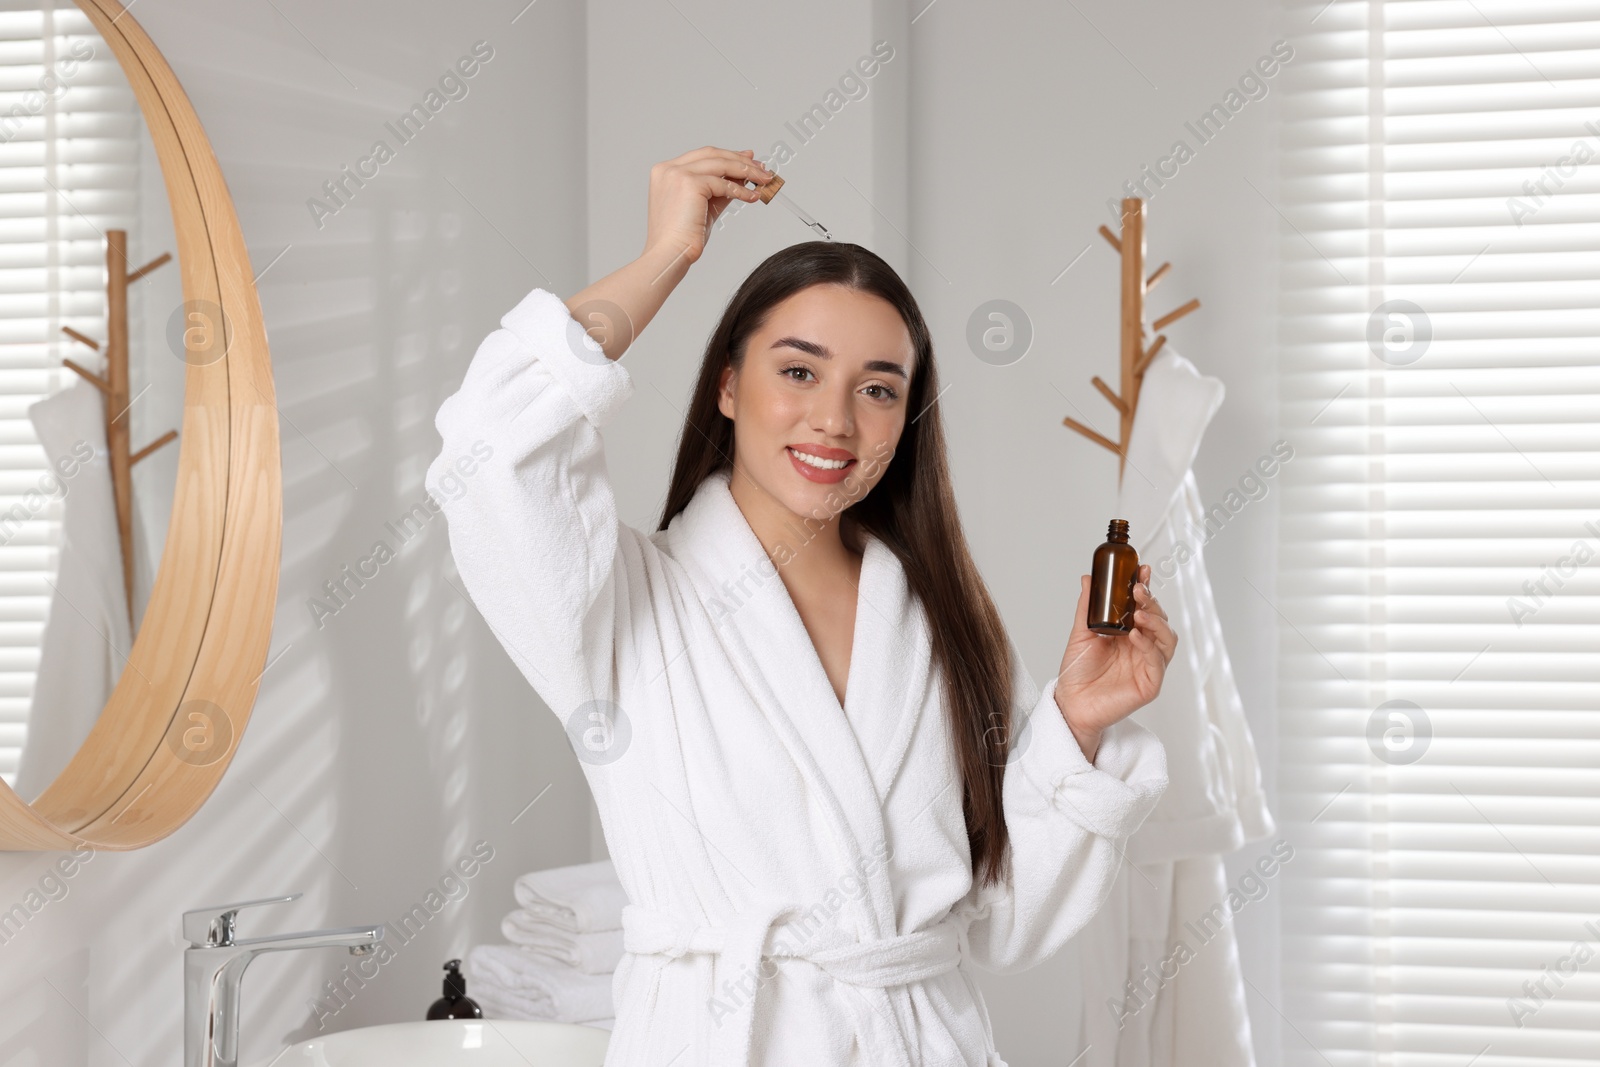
xmin=655 ymin=241 xmax=1018 ymax=888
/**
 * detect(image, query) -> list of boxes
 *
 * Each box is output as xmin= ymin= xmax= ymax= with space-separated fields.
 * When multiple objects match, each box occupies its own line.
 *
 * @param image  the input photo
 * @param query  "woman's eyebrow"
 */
xmin=769 ymin=335 xmax=909 ymax=380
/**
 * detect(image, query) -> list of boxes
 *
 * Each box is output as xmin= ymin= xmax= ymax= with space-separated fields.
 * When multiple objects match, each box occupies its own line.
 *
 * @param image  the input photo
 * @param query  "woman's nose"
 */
xmin=810 ymin=387 xmax=854 ymax=437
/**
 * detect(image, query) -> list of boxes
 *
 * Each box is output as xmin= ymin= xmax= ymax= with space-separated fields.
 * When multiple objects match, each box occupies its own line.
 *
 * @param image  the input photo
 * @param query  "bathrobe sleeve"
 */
xmin=425 ymin=286 xmax=637 ymax=720
xmin=959 ymin=642 xmax=1169 ymax=974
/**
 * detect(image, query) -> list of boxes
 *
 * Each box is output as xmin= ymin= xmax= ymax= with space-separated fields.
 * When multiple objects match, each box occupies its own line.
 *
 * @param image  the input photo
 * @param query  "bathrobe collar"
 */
xmin=656 ymin=469 xmax=948 ymax=1064
xmin=665 ymin=468 xmax=934 ymax=894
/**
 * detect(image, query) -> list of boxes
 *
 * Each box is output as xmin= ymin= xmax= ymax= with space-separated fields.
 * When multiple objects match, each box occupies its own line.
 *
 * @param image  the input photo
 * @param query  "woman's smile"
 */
xmin=787 ymin=443 xmax=857 ymax=483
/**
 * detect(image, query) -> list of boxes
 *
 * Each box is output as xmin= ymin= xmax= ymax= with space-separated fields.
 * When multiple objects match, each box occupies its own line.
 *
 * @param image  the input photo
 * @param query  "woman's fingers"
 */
xmin=1135 ymin=607 xmax=1178 ymax=664
xmin=676 ymin=146 xmax=773 ymax=186
xmin=711 ymin=176 xmax=762 ymax=203
xmin=699 ymin=162 xmax=772 ymax=210
xmin=657 ymin=148 xmax=773 ymax=210
xmin=1127 ymin=624 xmax=1166 ymax=683
xmin=669 ymin=144 xmax=759 ymax=169
xmin=1133 ymin=581 xmax=1168 ymax=622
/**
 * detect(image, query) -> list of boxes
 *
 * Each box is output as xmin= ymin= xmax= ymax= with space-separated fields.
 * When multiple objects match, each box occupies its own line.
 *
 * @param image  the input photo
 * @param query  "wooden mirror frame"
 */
xmin=0 ymin=0 xmax=280 ymax=849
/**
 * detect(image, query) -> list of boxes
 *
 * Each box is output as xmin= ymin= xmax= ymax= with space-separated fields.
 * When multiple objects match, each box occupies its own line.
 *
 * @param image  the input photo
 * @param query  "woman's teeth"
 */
xmin=788 ymin=447 xmax=853 ymax=470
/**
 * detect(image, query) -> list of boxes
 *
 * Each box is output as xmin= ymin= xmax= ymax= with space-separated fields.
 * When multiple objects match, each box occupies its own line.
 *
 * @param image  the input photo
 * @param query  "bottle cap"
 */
xmin=756 ymin=173 xmax=785 ymax=203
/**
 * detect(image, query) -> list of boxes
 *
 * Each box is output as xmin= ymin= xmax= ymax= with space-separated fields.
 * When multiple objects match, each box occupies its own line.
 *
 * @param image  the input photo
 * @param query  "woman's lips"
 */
xmin=786 ymin=445 xmax=857 ymax=484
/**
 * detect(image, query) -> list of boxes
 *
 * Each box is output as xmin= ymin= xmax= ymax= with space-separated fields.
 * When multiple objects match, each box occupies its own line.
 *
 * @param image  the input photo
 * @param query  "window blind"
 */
xmin=1277 ymin=0 xmax=1600 ymax=1063
xmin=0 ymin=2 xmax=140 ymax=789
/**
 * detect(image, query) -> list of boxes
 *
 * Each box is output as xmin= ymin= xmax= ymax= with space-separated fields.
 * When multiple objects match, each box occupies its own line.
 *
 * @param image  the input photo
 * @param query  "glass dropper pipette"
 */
xmin=751 ymin=174 xmax=833 ymax=241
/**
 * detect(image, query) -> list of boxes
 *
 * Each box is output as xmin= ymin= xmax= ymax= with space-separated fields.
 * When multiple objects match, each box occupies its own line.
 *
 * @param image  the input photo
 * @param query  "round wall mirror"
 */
xmin=0 ymin=0 xmax=280 ymax=850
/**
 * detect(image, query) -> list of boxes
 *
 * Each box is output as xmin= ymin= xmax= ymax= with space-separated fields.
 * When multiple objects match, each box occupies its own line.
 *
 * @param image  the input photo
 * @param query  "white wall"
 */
xmin=0 ymin=1 xmax=1285 ymax=1064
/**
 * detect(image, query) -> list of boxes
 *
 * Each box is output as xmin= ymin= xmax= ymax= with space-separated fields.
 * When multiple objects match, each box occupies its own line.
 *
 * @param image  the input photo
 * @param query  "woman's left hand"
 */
xmin=1053 ymin=564 xmax=1178 ymax=759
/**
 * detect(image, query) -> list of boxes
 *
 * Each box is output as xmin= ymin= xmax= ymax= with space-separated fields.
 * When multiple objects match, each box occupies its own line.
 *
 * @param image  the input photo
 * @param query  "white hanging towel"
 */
xmin=1075 ymin=344 xmax=1275 ymax=1066
xmin=12 ymin=379 xmax=128 ymax=800
xmin=428 ymin=286 xmax=1170 ymax=1067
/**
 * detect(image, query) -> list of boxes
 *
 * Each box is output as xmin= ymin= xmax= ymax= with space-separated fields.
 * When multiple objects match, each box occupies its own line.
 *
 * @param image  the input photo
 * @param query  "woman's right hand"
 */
xmin=564 ymin=147 xmax=772 ymax=362
xmin=644 ymin=146 xmax=774 ymax=266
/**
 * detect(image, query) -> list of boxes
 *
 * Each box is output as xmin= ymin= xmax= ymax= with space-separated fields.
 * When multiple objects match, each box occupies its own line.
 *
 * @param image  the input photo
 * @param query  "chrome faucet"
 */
xmin=182 ymin=892 xmax=386 ymax=1067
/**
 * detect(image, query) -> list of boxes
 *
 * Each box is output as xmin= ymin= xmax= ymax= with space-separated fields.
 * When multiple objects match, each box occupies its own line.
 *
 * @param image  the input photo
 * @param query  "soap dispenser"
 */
xmin=427 ymin=958 xmax=483 ymax=1020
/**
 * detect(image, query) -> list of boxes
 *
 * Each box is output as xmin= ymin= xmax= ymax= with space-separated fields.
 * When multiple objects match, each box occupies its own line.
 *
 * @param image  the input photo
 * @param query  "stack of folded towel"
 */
xmin=465 ymin=859 xmax=628 ymax=1030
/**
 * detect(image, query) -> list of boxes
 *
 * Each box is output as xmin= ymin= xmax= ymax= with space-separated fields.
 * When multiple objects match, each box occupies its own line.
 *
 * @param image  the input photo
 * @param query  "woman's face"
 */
xmin=718 ymin=283 xmax=913 ymax=527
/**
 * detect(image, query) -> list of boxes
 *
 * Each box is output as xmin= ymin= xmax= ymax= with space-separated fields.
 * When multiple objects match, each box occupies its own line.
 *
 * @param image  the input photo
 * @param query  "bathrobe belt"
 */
xmin=621 ymin=900 xmax=965 ymax=1066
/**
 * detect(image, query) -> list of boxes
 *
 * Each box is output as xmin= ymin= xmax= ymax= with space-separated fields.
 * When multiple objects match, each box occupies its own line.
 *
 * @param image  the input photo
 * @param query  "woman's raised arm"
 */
xmin=424 ymin=146 xmax=772 ymax=729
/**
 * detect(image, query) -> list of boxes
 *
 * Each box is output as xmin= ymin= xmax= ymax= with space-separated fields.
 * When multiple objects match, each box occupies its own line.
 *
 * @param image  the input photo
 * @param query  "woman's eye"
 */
xmin=781 ymin=364 xmax=898 ymax=401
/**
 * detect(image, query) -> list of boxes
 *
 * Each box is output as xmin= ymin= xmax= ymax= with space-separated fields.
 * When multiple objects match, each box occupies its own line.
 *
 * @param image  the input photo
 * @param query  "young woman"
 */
xmin=428 ymin=145 xmax=1177 ymax=1067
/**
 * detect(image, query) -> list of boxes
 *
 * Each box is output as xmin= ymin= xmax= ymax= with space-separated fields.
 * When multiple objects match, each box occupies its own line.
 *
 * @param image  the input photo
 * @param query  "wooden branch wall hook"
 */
xmin=55 ymin=228 xmax=178 ymax=627
xmin=1061 ymin=197 xmax=1202 ymax=485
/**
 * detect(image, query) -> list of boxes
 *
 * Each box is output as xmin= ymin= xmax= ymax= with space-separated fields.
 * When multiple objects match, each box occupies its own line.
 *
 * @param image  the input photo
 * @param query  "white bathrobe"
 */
xmin=427 ymin=286 xmax=1170 ymax=1067
xmin=13 ymin=380 xmax=130 ymax=801
xmin=1075 ymin=345 xmax=1274 ymax=1066
xmin=1113 ymin=347 xmax=1272 ymax=865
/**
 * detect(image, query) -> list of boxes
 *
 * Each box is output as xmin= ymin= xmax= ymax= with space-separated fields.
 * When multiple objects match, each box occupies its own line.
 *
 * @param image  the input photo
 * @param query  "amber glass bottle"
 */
xmin=1088 ymin=519 xmax=1139 ymax=635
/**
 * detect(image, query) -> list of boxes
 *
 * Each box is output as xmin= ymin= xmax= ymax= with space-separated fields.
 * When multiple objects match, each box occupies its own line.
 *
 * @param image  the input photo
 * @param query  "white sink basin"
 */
xmin=256 ymin=1019 xmax=610 ymax=1066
